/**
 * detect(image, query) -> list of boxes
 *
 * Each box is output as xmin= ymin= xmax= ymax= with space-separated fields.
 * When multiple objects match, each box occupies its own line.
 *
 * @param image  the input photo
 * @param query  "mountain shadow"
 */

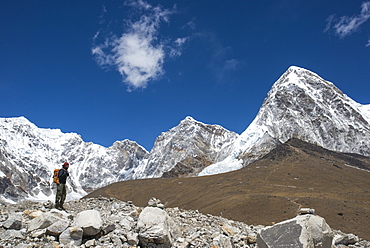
xmin=84 ymin=138 xmax=370 ymax=240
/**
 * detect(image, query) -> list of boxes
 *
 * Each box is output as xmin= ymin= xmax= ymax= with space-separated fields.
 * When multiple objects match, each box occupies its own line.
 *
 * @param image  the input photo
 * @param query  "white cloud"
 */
xmin=113 ymin=33 xmax=165 ymax=89
xmin=367 ymin=38 xmax=370 ymax=47
xmin=326 ymin=2 xmax=370 ymax=38
xmin=182 ymin=19 xmax=196 ymax=30
xmin=92 ymin=1 xmax=185 ymax=91
xmin=168 ymin=37 xmax=189 ymax=57
xmin=215 ymin=59 xmax=242 ymax=82
xmin=175 ymin=37 xmax=188 ymax=46
xmin=324 ymin=14 xmax=336 ymax=33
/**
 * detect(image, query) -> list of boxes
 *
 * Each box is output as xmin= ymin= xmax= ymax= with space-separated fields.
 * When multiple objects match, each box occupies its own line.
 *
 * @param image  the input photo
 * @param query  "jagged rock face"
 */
xmin=162 ymin=155 xmax=212 ymax=178
xmin=130 ymin=117 xmax=239 ymax=179
xmin=257 ymin=66 xmax=370 ymax=156
xmin=0 ymin=117 xmax=148 ymax=203
xmin=0 ymin=116 xmax=237 ymax=202
xmin=236 ymin=132 xmax=281 ymax=166
xmin=74 ymin=139 xmax=148 ymax=192
xmin=200 ymin=66 xmax=370 ymax=175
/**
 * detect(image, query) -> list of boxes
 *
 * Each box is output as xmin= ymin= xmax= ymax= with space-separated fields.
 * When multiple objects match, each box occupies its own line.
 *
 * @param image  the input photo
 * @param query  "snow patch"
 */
xmin=198 ymin=159 xmax=243 ymax=176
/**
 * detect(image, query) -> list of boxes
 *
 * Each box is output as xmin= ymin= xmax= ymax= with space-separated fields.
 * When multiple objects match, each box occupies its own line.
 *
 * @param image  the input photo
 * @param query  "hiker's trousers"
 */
xmin=55 ymin=183 xmax=67 ymax=205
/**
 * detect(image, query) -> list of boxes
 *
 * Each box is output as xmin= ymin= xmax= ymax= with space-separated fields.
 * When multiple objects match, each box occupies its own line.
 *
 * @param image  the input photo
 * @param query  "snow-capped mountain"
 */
xmin=130 ymin=116 xmax=238 ymax=179
xmin=200 ymin=66 xmax=370 ymax=175
xmin=0 ymin=116 xmax=238 ymax=203
xmin=0 ymin=117 xmax=148 ymax=203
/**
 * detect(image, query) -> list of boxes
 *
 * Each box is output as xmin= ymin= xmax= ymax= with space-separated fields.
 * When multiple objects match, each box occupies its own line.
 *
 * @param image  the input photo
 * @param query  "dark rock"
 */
xmin=257 ymin=214 xmax=333 ymax=248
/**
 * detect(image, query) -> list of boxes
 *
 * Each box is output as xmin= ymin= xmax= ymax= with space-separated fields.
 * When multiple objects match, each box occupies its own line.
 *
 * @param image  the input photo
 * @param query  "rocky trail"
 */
xmin=0 ymin=197 xmax=369 ymax=248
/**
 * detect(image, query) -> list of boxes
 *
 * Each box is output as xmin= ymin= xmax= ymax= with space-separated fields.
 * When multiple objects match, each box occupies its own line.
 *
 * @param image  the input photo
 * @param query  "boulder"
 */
xmin=247 ymin=233 xmax=257 ymax=244
xmin=102 ymin=223 xmax=116 ymax=235
xmin=49 ymin=209 xmax=70 ymax=219
xmin=257 ymin=214 xmax=333 ymax=248
xmin=30 ymin=229 xmax=46 ymax=238
xmin=221 ymin=222 xmax=241 ymax=236
xmin=119 ymin=216 xmax=135 ymax=231
xmin=2 ymin=213 xmax=22 ymax=230
xmin=213 ymin=234 xmax=234 ymax=248
xmin=46 ymin=219 xmax=70 ymax=236
xmin=59 ymin=226 xmax=83 ymax=246
xmin=27 ymin=210 xmax=68 ymax=232
xmin=23 ymin=210 xmax=43 ymax=218
xmin=85 ymin=239 xmax=96 ymax=247
xmin=127 ymin=232 xmax=139 ymax=246
xmin=72 ymin=209 xmax=102 ymax=236
xmin=334 ymin=232 xmax=360 ymax=245
xmin=0 ymin=229 xmax=25 ymax=240
xmin=299 ymin=208 xmax=315 ymax=215
xmin=148 ymin=197 xmax=164 ymax=209
xmin=137 ymin=206 xmax=181 ymax=248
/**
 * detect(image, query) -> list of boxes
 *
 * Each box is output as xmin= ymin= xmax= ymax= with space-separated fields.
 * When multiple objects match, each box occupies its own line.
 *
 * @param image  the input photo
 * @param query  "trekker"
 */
xmin=55 ymin=162 xmax=69 ymax=210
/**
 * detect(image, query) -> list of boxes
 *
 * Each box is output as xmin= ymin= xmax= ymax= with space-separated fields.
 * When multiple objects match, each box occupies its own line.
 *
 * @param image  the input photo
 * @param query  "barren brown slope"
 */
xmin=84 ymin=139 xmax=370 ymax=240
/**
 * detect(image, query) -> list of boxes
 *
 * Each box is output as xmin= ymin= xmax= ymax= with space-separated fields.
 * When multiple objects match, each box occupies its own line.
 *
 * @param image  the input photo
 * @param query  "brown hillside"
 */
xmin=84 ymin=139 xmax=370 ymax=240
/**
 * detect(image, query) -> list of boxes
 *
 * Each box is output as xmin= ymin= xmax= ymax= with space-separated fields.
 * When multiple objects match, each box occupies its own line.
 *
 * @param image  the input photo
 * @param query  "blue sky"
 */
xmin=1 ymin=0 xmax=369 ymax=151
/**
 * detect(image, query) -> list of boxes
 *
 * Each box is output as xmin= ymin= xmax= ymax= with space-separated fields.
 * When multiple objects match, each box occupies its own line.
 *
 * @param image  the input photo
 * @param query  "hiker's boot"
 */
xmin=59 ymin=204 xmax=65 ymax=211
xmin=55 ymin=203 xmax=60 ymax=209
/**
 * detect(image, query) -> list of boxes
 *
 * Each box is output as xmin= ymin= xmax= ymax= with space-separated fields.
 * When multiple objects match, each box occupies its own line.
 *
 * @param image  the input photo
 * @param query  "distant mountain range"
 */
xmin=1 ymin=66 xmax=369 ymax=203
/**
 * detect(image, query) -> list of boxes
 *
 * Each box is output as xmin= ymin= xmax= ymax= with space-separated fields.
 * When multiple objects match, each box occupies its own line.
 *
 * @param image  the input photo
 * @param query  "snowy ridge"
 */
xmin=0 ymin=115 xmax=238 ymax=203
xmin=0 ymin=117 xmax=148 ymax=203
xmin=131 ymin=116 xmax=239 ymax=179
xmin=199 ymin=66 xmax=370 ymax=176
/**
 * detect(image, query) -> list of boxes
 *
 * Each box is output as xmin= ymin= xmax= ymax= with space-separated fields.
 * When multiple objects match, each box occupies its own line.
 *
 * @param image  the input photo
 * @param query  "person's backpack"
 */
xmin=53 ymin=169 xmax=60 ymax=184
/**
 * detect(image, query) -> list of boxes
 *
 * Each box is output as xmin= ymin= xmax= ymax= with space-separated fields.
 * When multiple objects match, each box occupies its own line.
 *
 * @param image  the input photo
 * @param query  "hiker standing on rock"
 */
xmin=55 ymin=162 xmax=69 ymax=210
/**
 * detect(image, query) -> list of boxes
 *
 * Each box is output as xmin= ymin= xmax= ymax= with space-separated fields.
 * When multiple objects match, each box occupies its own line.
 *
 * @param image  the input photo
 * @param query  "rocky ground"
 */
xmin=86 ymin=139 xmax=370 ymax=241
xmin=0 ymin=197 xmax=369 ymax=248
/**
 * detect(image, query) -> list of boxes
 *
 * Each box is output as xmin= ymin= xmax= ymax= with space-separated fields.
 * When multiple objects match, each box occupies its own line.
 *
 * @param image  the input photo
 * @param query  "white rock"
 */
xmin=85 ymin=239 xmax=96 ymax=247
xmin=299 ymin=208 xmax=315 ymax=215
xmin=30 ymin=229 xmax=46 ymax=238
xmin=334 ymin=232 xmax=360 ymax=245
xmin=72 ymin=209 xmax=102 ymax=236
xmin=137 ymin=207 xmax=181 ymax=247
xmin=27 ymin=211 xmax=66 ymax=232
xmin=119 ymin=216 xmax=134 ymax=231
xmin=126 ymin=232 xmax=139 ymax=245
xmin=257 ymin=214 xmax=333 ymax=248
xmin=213 ymin=234 xmax=233 ymax=248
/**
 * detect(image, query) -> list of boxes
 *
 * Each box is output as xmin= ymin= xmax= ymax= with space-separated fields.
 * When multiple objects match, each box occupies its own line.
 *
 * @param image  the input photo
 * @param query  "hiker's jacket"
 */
xmin=58 ymin=168 xmax=69 ymax=184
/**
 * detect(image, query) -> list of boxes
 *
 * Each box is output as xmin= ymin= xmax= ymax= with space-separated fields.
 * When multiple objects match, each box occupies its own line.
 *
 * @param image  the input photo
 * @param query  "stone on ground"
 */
xmin=137 ymin=206 xmax=181 ymax=248
xmin=257 ymin=214 xmax=333 ymax=248
xmin=72 ymin=209 xmax=102 ymax=236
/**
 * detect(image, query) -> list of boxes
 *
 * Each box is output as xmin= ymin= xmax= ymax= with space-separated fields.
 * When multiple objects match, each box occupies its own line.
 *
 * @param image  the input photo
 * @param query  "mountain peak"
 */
xmin=273 ymin=66 xmax=334 ymax=90
xmin=180 ymin=116 xmax=198 ymax=124
xmin=199 ymin=66 xmax=370 ymax=176
xmin=262 ymin=66 xmax=370 ymax=153
xmin=1 ymin=116 xmax=33 ymax=126
xmin=287 ymin=65 xmax=306 ymax=72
